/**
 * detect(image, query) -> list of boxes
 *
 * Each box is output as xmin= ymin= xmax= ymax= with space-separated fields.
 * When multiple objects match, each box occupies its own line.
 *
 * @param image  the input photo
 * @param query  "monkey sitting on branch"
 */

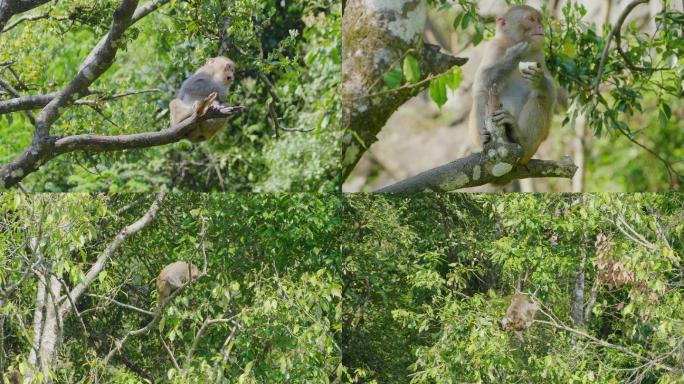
xmin=470 ymin=5 xmax=555 ymax=166
xmin=156 ymin=261 xmax=201 ymax=305
xmin=376 ymin=6 xmax=576 ymax=193
xmin=169 ymin=56 xmax=244 ymax=143
xmin=501 ymin=293 xmax=539 ymax=342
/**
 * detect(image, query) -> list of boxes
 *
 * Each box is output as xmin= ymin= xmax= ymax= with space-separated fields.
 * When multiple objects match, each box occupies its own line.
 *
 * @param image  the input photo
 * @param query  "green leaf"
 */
xmin=472 ymin=31 xmax=484 ymax=46
xmin=445 ymin=67 xmax=463 ymax=91
xmin=453 ymin=13 xmax=464 ymax=30
xmin=383 ymin=68 xmax=403 ymax=89
xmin=403 ymin=55 xmax=421 ymax=83
xmin=429 ymin=76 xmax=448 ymax=109
xmin=659 ymin=109 xmax=669 ymax=129
xmin=461 ymin=13 xmax=472 ymax=29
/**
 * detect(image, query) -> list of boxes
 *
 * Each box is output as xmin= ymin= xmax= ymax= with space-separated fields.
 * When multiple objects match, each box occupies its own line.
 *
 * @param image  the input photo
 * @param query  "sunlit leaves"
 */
xmin=403 ymin=55 xmax=421 ymax=83
xmin=383 ymin=67 xmax=403 ymax=89
xmin=429 ymin=66 xmax=463 ymax=108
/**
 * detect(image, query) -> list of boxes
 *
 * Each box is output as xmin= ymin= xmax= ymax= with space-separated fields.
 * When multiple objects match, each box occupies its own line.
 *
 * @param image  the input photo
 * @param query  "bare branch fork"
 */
xmin=377 ymin=86 xmax=577 ymax=192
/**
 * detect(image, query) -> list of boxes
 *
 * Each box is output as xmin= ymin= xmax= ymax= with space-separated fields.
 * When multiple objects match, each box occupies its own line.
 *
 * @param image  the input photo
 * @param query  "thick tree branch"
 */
xmin=377 ymin=85 xmax=577 ymax=192
xmin=34 ymin=0 xmax=139 ymax=136
xmin=0 ymin=89 xmax=159 ymax=114
xmin=0 ymin=105 xmax=242 ymax=188
xmin=53 ymin=106 xmax=243 ymax=153
xmin=0 ymin=0 xmax=51 ymax=36
xmin=377 ymin=151 xmax=577 ymax=192
xmin=0 ymin=0 xmax=177 ymax=189
xmin=0 ymin=90 xmax=102 ymax=114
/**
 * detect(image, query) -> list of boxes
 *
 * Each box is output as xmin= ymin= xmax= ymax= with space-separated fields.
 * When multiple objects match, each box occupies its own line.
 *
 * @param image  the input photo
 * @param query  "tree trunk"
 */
xmin=341 ymin=0 xmax=466 ymax=182
xmin=570 ymin=237 xmax=587 ymax=326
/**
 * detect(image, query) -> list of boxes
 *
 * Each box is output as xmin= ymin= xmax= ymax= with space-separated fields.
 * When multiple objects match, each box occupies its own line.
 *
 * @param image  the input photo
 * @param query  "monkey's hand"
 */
xmin=521 ymin=65 xmax=546 ymax=92
xmin=503 ymin=42 xmax=530 ymax=65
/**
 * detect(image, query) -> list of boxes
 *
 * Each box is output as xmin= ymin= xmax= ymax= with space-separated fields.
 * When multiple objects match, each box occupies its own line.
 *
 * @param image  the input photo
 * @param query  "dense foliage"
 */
xmin=0 ymin=193 xmax=342 ymax=382
xmin=0 ymin=0 xmax=341 ymax=192
xmin=341 ymin=193 xmax=684 ymax=383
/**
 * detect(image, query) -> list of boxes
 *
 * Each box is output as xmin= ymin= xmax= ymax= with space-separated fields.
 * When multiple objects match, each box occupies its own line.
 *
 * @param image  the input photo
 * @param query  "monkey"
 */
xmin=156 ymin=261 xmax=200 ymax=303
xmin=469 ymin=5 xmax=555 ymax=164
xmin=501 ymin=293 xmax=538 ymax=342
xmin=169 ymin=56 xmax=236 ymax=143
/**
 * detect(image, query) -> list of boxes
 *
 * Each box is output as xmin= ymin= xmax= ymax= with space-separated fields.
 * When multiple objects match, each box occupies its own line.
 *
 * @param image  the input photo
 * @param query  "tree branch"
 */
xmin=377 ymin=153 xmax=577 ymax=192
xmin=52 ymin=106 xmax=243 ymax=153
xmin=0 ymin=0 xmax=174 ymax=190
xmin=593 ymin=0 xmax=650 ymax=92
xmin=536 ymin=319 xmax=677 ymax=373
xmin=377 ymin=86 xmax=577 ymax=192
xmin=0 ymin=0 xmax=52 ymax=37
xmin=341 ymin=0 xmax=468 ymax=181
xmin=59 ymin=192 xmax=165 ymax=317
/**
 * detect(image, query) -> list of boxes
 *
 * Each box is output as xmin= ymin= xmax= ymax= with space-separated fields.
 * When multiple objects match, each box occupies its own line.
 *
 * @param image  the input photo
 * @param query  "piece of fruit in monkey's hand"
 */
xmin=518 ymin=61 xmax=540 ymax=73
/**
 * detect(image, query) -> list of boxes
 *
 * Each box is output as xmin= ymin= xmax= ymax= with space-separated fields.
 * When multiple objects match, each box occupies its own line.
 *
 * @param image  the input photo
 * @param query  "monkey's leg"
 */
xmin=517 ymin=96 xmax=553 ymax=164
xmin=170 ymin=99 xmax=194 ymax=125
xmin=188 ymin=119 xmax=227 ymax=143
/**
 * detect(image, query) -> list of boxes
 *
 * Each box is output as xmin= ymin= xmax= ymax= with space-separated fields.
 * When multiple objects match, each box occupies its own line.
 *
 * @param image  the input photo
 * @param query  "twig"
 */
xmin=535 ymin=319 xmax=677 ymax=372
xmin=86 ymin=294 xmax=155 ymax=316
xmin=158 ymin=333 xmax=181 ymax=371
xmin=183 ymin=315 xmax=239 ymax=369
xmin=214 ymin=324 xmax=240 ymax=383
xmin=594 ymin=0 xmax=649 ymax=92
xmin=280 ymin=126 xmax=314 ymax=133
xmin=2 ymin=13 xmax=68 ymax=33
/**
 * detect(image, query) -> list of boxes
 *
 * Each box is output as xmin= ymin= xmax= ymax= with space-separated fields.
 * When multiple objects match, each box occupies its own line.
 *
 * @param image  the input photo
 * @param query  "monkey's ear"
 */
xmin=208 ymin=58 xmax=215 ymax=64
xmin=496 ymin=16 xmax=506 ymax=29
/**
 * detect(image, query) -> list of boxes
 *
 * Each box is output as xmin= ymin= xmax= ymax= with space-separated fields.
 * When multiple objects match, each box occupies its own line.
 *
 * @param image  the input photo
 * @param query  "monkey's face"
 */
xmin=522 ymin=12 xmax=545 ymax=47
xmin=500 ymin=9 xmax=545 ymax=49
xmin=206 ymin=57 xmax=236 ymax=86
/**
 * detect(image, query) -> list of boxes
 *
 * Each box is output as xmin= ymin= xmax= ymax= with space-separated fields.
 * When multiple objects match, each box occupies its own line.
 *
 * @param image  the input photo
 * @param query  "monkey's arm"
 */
xmin=179 ymin=73 xmax=227 ymax=103
xmin=519 ymin=71 xmax=555 ymax=143
xmin=469 ymin=90 xmax=490 ymax=145
xmin=480 ymin=41 xmax=530 ymax=89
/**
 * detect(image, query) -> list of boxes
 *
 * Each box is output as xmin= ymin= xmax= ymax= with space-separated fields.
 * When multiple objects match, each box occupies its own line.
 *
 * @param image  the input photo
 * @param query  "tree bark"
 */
xmin=341 ymin=0 xmax=467 ymax=183
xmin=570 ymin=239 xmax=586 ymax=326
